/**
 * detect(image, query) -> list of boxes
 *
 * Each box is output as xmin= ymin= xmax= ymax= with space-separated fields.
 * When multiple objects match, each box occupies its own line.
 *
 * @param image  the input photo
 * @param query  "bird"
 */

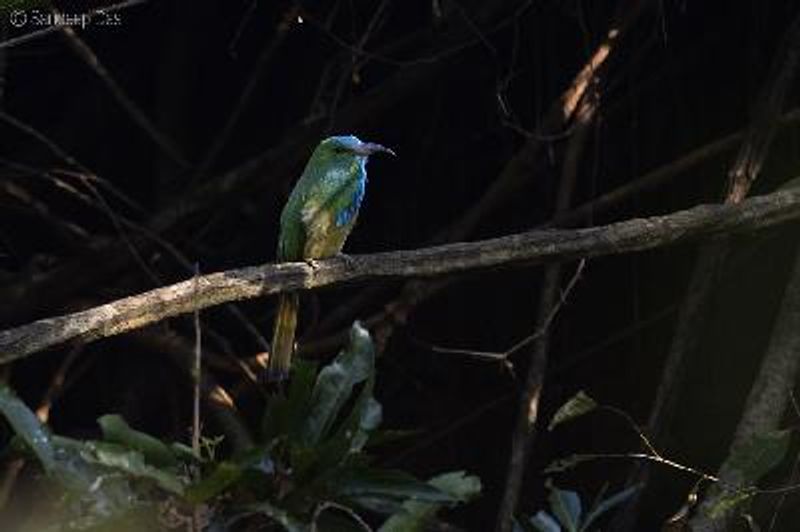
xmin=266 ymin=135 xmax=395 ymax=382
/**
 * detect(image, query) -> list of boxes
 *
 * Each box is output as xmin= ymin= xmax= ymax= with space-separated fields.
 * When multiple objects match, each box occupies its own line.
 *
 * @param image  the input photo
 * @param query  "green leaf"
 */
xmin=547 ymin=481 xmax=581 ymax=532
xmin=429 ymin=471 xmax=482 ymax=500
xmin=50 ymin=435 xmax=139 ymax=496
xmin=379 ymin=471 xmax=482 ymax=531
xmin=726 ymin=429 xmax=792 ymax=485
xmin=0 ymin=384 xmax=56 ymax=473
xmin=301 ymin=322 xmax=374 ymax=446
xmin=82 ymin=441 xmax=185 ymax=494
xmin=336 ymin=467 xmax=455 ymax=506
xmin=186 ymin=445 xmax=275 ymax=503
xmin=293 ymin=323 xmax=380 ymax=482
xmin=349 ymin=495 xmax=407 ymax=515
xmin=98 ymin=414 xmax=178 ymax=466
xmin=580 ymin=484 xmax=640 ymax=531
xmin=185 ymin=461 xmax=243 ymax=503
xmin=529 ymin=511 xmax=562 ymax=532
xmin=548 ymin=391 xmax=597 ymax=431
xmin=335 ymin=379 xmax=380 ymax=455
xmin=170 ymin=441 xmax=201 ymax=463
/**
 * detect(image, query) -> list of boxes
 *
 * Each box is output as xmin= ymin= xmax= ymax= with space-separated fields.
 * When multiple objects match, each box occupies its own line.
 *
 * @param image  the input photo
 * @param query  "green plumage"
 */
xmin=266 ymin=135 xmax=394 ymax=381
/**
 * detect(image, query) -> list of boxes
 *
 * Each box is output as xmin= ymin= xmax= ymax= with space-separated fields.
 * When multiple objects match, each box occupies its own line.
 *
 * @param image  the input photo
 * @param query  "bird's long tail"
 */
xmin=266 ymin=292 xmax=299 ymax=382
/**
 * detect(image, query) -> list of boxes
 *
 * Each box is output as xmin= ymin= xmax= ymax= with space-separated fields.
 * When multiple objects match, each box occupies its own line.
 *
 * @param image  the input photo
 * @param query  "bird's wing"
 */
xmin=277 ymin=194 xmax=307 ymax=261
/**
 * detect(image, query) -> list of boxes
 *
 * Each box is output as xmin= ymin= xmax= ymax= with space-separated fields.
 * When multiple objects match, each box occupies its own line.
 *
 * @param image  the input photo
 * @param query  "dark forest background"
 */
xmin=1 ymin=1 xmax=800 ymax=531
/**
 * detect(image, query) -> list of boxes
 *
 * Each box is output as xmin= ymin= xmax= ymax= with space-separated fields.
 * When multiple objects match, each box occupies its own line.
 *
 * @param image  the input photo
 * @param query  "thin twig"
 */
xmin=227 ymin=0 xmax=259 ymax=57
xmin=423 ymin=260 xmax=586 ymax=368
xmin=35 ymin=343 xmax=85 ymax=423
xmin=568 ymin=452 xmax=719 ymax=482
xmin=311 ymin=501 xmax=373 ymax=532
xmin=324 ymin=0 xmax=390 ymax=131
xmin=192 ymin=264 xmax=202 ymax=455
xmin=194 ymin=5 xmax=299 ymax=179
xmin=496 ymin=27 xmax=609 ymax=527
xmin=0 ymin=109 xmax=82 ymax=168
xmin=0 ymin=110 xmax=149 ymax=216
xmin=131 ymin=328 xmax=254 ymax=451
xmin=191 ymin=263 xmax=202 ymax=532
xmin=57 ymin=24 xmax=188 ymax=167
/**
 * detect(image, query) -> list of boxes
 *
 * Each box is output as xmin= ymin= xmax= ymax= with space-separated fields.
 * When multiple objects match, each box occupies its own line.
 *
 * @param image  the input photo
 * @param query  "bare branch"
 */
xmin=0 ymin=187 xmax=798 ymax=364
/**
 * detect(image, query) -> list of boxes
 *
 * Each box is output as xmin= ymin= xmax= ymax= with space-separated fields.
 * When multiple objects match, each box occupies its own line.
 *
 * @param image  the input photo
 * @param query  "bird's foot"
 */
xmin=304 ymin=258 xmax=322 ymax=270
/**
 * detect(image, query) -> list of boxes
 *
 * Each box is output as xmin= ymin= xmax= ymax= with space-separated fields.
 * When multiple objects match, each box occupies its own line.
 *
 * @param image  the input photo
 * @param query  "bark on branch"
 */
xmin=1 ymin=187 xmax=800 ymax=363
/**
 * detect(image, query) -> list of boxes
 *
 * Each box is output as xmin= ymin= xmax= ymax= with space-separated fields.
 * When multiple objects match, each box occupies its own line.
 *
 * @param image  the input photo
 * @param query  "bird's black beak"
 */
xmin=356 ymin=142 xmax=396 ymax=157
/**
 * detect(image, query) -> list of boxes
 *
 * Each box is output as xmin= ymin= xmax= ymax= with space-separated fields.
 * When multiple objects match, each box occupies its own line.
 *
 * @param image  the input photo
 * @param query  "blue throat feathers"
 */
xmin=335 ymin=160 xmax=367 ymax=227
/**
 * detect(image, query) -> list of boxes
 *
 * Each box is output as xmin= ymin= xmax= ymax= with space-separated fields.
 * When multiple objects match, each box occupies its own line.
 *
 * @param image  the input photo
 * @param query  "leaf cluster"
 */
xmin=0 ymin=323 xmax=480 ymax=531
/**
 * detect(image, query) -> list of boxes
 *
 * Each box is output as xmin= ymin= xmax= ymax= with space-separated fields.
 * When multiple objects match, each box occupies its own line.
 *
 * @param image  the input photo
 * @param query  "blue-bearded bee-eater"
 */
xmin=265 ymin=135 xmax=395 ymax=381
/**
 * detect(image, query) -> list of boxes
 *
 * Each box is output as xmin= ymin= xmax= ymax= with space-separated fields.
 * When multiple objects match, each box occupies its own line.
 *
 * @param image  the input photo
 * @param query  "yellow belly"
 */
xmin=303 ymin=211 xmax=357 ymax=258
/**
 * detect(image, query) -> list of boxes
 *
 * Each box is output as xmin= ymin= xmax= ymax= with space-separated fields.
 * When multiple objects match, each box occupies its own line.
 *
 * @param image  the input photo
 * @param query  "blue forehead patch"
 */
xmin=326 ymin=135 xmax=363 ymax=151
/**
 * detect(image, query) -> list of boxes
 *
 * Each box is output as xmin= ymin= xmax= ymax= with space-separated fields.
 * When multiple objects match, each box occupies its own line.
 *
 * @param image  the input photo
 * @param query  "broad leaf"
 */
xmin=336 ymin=467 xmax=455 ymax=507
xmin=293 ymin=324 xmax=379 ymax=482
xmin=548 ymin=391 xmax=597 ymax=431
xmin=0 ymin=384 xmax=56 ymax=472
xmin=323 ymin=373 xmax=380 ymax=459
xmin=186 ymin=461 xmax=243 ymax=503
xmin=81 ymin=441 xmax=185 ymax=494
xmin=301 ymin=322 xmax=374 ymax=446
xmin=547 ymin=481 xmax=581 ymax=532
xmin=529 ymin=511 xmax=561 ymax=532
xmin=186 ymin=446 xmax=275 ymax=503
xmin=581 ymin=484 xmax=640 ymax=530
xmin=379 ymin=471 xmax=481 ymax=531
xmin=98 ymin=414 xmax=178 ymax=466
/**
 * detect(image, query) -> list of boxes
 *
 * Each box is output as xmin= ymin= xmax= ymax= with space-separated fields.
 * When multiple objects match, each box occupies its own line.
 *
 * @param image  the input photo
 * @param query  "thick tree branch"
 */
xmin=1 ymin=187 xmax=799 ymax=363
